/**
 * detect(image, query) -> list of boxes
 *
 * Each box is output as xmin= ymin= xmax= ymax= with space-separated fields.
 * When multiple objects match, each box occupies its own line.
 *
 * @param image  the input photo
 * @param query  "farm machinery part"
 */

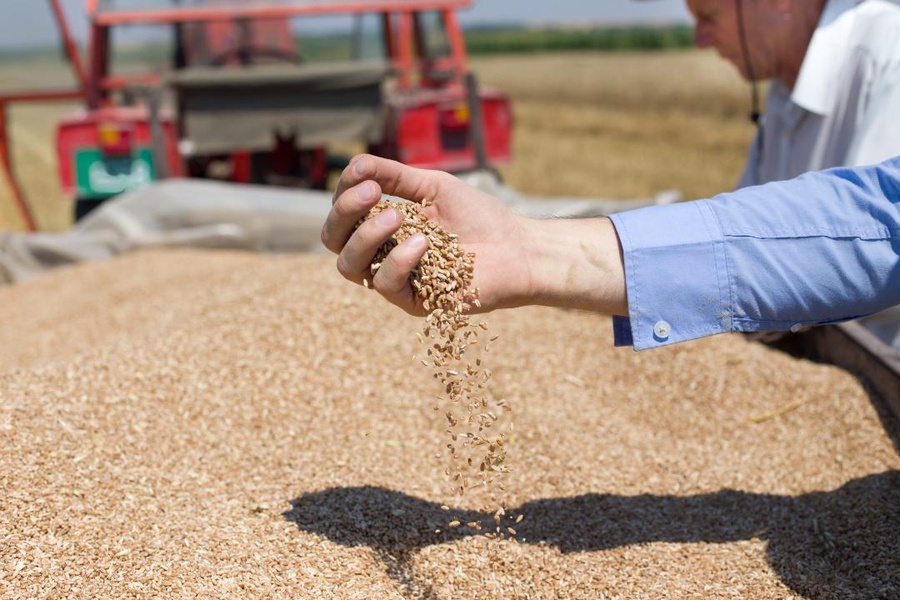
xmin=0 ymin=0 xmax=513 ymax=229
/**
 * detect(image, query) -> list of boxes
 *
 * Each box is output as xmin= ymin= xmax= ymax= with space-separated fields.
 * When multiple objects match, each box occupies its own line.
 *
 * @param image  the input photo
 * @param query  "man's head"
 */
xmin=684 ymin=0 xmax=827 ymax=87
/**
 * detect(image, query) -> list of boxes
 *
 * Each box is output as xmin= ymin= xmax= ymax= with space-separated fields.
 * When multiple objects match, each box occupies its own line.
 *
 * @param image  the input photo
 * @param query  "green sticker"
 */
xmin=74 ymin=148 xmax=156 ymax=199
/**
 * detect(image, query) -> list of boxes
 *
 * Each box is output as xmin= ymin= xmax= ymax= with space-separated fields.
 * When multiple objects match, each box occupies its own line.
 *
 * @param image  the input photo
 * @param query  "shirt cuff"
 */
xmin=609 ymin=200 xmax=732 ymax=350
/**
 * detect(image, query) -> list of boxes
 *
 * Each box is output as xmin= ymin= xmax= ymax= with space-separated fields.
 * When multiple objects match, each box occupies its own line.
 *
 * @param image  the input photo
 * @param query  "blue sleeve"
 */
xmin=608 ymin=157 xmax=900 ymax=350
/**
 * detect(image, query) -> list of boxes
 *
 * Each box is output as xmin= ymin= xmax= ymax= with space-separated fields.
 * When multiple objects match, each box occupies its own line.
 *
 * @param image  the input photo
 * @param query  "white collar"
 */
xmin=791 ymin=0 xmax=862 ymax=115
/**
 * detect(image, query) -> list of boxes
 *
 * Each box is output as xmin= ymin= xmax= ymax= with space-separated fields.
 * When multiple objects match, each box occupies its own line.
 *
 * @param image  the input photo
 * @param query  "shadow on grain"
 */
xmin=284 ymin=471 xmax=899 ymax=599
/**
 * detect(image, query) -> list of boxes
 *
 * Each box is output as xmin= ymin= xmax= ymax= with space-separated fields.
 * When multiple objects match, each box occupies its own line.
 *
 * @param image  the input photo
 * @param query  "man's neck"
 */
xmin=778 ymin=0 xmax=828 ymax=89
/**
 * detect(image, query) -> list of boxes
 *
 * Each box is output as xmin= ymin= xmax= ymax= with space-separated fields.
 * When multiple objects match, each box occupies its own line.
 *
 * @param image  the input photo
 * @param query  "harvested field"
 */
xmin=477 ymin=50 xmax=758 ymax=201
xmin=1 ymin=249 xmax=898 ymax=598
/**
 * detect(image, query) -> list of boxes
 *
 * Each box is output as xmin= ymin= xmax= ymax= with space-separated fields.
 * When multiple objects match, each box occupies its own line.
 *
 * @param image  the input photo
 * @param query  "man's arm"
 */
xmin=611 ymin=157 xmax=900 ymax=349
xmin=321 ymin=154 xmax=628 ymax=316
xmin=323 ymin=155 xmax=900 ymax=350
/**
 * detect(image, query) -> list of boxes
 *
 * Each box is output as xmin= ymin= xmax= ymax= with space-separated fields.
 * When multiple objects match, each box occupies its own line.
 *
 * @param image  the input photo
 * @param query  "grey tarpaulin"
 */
xmin=0 ymin=173 xmax=674 ymax=286
xmin=0 ymin=179 xmax=334 ymax=284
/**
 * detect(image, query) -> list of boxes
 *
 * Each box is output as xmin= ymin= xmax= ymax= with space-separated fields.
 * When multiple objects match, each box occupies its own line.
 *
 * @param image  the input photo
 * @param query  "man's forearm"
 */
xmin=521 ymin=217 xmax=628 ymax=315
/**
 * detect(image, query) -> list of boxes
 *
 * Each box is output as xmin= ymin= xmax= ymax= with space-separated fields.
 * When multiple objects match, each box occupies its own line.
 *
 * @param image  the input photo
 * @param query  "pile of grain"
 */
xmin=362 ymin=200 xmax=515 ymax=537
xmin=1 ymin=248 xmax=897 ymax=599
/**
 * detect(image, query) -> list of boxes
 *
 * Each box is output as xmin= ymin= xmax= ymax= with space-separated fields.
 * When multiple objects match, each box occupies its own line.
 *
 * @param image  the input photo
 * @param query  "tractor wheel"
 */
xmin=73 ymin=198 xmax=105 ymax=223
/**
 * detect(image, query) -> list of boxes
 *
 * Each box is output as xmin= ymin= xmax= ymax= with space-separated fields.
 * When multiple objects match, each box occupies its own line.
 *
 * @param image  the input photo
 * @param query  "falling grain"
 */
xmin=360 ymin=199 xmax=513 ymax=531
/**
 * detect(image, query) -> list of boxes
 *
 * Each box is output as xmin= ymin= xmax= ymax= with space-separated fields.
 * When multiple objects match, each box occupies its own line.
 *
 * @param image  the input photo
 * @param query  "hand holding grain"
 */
xmin=321 ymin=154 xmax=629 ymax=317
xmin=321 ymin=154 xmax=534 ymax=314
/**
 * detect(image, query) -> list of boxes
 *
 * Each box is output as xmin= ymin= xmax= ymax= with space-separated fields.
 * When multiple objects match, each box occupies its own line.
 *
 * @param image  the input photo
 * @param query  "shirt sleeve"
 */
xmin=609 ymin=157 xmax=900 ymax=351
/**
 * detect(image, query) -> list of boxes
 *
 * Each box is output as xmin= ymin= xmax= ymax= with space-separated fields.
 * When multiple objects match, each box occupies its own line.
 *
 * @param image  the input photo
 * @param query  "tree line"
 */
xmin=463 ymin=25 xmax=694 ymax=54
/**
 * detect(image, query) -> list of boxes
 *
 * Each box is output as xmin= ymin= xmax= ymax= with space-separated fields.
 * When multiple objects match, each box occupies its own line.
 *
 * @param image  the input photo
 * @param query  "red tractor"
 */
xmin=0 ymin=0 xmax=513 ymax=227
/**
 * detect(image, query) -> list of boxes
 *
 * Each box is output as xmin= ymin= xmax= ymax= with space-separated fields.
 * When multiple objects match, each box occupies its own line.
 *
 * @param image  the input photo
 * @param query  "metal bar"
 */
xmin=93 ymin=1 xmax=472 ymax=25
xmin=382 ymin=12 xmax=396 ymax=61
xmin=146 ymin=87 xmax=170 ymax=180
xmin=101 ymin=73 xmax=162 ymax=92
xmin=87 ymin=23 xmax=110 ymax=108
xmin=0 ymin=90 xmax=84 ymax=103
xmin=396 ymin=12 xmax=414 ymax=89
xmin=0 ymin=102 xmax=38 ymax=232
xmin=49 ymin=0 xmax=89 ymax=93
xmin=465 ymin=72 xmax=487 ymax=171
xmin=443 ymin=8 xmax=467 ymax=81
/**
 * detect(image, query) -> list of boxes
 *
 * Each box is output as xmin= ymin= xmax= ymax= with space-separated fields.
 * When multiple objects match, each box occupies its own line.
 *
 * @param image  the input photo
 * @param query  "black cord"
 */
xmin=735 ymin=0 xmax=761 ymax=125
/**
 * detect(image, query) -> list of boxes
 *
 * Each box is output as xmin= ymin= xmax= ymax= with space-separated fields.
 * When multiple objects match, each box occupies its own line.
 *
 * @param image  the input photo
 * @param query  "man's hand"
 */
xmin=321 ymin=154 xmax=628 ymax=317
xmin=321 ymin=154 xmax=535 ymax=314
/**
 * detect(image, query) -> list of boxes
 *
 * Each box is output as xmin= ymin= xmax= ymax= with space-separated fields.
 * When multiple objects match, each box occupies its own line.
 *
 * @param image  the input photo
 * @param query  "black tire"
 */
xmin=73 ymin=198 xmax=106 ymax=223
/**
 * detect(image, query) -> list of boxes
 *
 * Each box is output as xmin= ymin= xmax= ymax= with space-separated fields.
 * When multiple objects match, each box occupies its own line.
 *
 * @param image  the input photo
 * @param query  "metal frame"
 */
xmin=0 ymin=0 xmax=86 ymax=231
xmin=1 ymin=0 xmax=474 ymax=231
xmin=88 ymin=0 xmax=471 ymax=23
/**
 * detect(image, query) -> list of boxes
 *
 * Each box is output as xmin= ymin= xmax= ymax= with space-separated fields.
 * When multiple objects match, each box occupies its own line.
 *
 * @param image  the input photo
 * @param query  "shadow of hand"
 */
xmin=284 ymin=471 xmax=899 ymax=599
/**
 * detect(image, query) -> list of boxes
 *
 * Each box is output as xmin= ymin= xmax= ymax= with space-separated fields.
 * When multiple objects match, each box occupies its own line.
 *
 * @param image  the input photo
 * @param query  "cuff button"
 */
xmin=653 ymin=320 xmax=671 ymax=340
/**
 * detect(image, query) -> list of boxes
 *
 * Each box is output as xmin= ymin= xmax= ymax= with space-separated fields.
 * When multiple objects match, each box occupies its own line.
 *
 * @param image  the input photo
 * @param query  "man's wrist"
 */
xmin=521 ymin=217 xmax=628 ymax=314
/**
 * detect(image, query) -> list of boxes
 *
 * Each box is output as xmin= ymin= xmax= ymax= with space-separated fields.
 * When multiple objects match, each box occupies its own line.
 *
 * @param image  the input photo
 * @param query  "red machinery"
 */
xmin=0 ymin=0 xmax=513 ymax=228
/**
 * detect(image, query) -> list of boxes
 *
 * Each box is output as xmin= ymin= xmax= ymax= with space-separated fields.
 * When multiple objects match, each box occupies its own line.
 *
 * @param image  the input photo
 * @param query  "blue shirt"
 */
xmin=609 ymin=156 xmax=900 ymax=350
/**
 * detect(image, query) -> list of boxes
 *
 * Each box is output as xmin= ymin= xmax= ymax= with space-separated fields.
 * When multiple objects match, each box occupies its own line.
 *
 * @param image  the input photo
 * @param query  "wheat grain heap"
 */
xmin=361 ymin=200 xmax=515 ymax=537
xmin=1 ymin=248 xmax=898 ymax=599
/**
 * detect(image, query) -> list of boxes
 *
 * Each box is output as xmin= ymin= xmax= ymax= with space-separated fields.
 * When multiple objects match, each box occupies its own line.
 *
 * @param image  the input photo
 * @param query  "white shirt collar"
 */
xmin=791 ymin=0 xmax=862 ymax=115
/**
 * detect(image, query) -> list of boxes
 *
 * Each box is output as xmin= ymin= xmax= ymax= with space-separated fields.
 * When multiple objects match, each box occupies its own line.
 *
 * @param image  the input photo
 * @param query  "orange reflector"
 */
xmin=441 ymin=103 xmax=471 ymax=130
xmin=99 ymin=124 xmax=120 ymax=146
xmin=98 ymin=123 xmax=133 ymax=155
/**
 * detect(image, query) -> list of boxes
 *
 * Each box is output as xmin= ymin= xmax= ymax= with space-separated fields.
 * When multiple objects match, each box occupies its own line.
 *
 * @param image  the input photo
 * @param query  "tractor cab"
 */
xmin=1 ymin=1 xmax=513 ymax=225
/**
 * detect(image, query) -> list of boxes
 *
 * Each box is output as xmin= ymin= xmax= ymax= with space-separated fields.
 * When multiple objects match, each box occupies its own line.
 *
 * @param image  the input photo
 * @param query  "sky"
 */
xmin=0 ymin=0 xmax=692 ymax=50
xmin=459 ymin=0 xmax=692 ymax=27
